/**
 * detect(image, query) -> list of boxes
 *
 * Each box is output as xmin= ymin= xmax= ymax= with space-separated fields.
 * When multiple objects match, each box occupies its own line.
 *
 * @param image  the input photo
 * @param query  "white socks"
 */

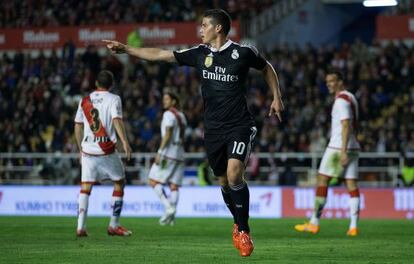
xmin=310 ymin=197 xmax=326 ymax=226
xmin=109 ymin=191 xmax=124 ymax=228
xmin=77 ymin=192 xmax=89 ymax=231
xmin=153 ymin=184 xmax=172 ymax=208
xmin=170 ymin=190 xmax=179 ymax=208
xmin=349 ymin=197 xmax=360 ymax=229
xmin=308 ymin=186 xmax=360 ymax=230
xmin=78 ymin=189 xmax=125 ymax=231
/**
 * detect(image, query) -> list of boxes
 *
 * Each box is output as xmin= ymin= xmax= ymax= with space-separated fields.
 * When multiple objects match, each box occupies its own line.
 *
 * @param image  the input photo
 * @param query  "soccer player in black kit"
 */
xmin=103 ymin=9 xmax=284 ymax=257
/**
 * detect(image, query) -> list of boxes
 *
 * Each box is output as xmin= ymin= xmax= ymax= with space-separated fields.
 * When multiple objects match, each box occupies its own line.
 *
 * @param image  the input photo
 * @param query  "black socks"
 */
xmin=221 ymin=185 xmax=237 ymax=224
xmin=229 ymin=181 xmax=250 ymax=233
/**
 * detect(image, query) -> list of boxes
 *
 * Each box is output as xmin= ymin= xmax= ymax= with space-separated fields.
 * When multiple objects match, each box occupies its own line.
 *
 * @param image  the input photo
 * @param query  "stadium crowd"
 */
xmin=1 ymin=40 xmax=413 ymax=158
xmin=0 ymin=0 xmax=274 ymax=28
xmin=1 ymin=0 xmax=412 ymax=29
xmin=388 ymin=0 xmax=414 ymax=15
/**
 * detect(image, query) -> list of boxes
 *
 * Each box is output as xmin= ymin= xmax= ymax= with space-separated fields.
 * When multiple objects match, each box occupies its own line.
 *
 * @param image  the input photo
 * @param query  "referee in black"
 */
xmin=103 ymin=9 xmax=283 ymax=257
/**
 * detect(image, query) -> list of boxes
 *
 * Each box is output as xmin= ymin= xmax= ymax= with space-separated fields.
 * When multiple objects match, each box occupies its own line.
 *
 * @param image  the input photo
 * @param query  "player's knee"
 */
xmin=169 ymin=184 xmax=179 ymax=191
xmin=113 ymin=179 xmax=125 ymax=191
xmin=81 ymin=182 xmax=93 ymax=193
xmin=227 ymin=167 xmax=243 ymax=186
xmin=149 ymin=179 xmax=158 ymax=187
xmin=346 ymin=180 xmax=358 ymax=191
xmin=317 ymin=174 xmax=331 ymax=186
xmin=227 ymin=158 xmax=244 ymax=175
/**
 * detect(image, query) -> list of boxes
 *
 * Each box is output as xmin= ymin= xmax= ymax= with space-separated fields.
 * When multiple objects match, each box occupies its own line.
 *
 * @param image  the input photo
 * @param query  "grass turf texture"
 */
xmin=1 ymin=217 xmax=413 ymax=264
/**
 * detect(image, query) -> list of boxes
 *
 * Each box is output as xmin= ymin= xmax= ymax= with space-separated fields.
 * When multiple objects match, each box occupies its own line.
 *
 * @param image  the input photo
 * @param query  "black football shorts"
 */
xmin=204 ymin=126 xmax=257 ymax=176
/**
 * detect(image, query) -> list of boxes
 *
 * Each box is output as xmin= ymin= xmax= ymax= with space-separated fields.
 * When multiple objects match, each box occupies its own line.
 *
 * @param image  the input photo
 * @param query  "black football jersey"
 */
xmin=173 ymin=40 xmax=267 ymax=134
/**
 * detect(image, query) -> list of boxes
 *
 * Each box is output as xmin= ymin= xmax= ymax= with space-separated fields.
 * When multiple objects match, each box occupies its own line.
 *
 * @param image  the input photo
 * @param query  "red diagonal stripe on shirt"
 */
xmin=81 ymin=96 xmax=115 ymax=154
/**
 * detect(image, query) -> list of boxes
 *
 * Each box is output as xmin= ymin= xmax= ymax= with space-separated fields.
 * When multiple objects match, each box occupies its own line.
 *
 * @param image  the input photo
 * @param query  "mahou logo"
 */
xmin=139 ymin=27 xmax=175 ymax=39
xmin=23 ymin=31 xmax=59 ymax=44
xmin=79 ymin=29 xmax=115 ymax=42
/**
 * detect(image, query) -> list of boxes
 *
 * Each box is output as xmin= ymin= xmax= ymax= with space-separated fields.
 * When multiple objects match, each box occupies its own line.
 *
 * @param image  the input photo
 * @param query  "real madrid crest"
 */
xmin=231 ymin=49 xmax=239 ymax=59
xmin=204 ymin=54 xmax=213 ymax=68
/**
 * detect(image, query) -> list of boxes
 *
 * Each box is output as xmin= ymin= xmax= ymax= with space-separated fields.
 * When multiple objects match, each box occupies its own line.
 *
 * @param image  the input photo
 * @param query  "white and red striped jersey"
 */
xmin=74 ymin=90 xmax=122 ymax=155
xmin=160 ymin=108 xmax=187 ymax=161
xmin=327 ymin=90 xmax=360 ymax=150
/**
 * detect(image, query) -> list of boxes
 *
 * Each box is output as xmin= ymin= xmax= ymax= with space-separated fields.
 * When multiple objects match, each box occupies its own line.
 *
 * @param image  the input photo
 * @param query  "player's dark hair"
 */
xmin=327 ymin=69 xmax=344 ymax=82
xmin=203 ymin=9 xmax=231 ymax=36
xmin=96 ymin=70 xmax=114 ymax=89
xmin=164 ymin=88 xmax=180 ymax=108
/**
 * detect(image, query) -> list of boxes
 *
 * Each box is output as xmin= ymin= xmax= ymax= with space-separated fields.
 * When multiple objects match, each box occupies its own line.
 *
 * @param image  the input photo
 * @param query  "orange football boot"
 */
xmin=294 ymin=222 xmax=320 ymax=234
xmin=232 ymin=224 xmax=239 ymax=249
xmin=347 ymin=227 xmax=358 ymax=237
xmin=238 ymin=231 xmax=254 ymax=257
xmin=107 ymin=226 xmax=132 ymax=236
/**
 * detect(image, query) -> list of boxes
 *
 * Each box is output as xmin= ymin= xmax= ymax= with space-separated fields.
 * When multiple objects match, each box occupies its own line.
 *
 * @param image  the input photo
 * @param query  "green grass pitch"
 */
xmin=1 ymin=217 xmax=413 ymax=263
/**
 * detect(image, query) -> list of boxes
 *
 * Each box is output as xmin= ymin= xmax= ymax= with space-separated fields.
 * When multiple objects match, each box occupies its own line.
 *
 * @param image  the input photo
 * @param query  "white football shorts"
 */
xmin=148 ymin=158 xmax=184 ymax=186
xmin=318 ymin=148 xmax=359 ymax=179
xmin=81 ymin=152 xmax=125 ymax=183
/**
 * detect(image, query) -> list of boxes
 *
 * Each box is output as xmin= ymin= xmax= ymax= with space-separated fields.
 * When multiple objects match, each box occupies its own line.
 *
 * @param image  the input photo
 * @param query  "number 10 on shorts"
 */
xmin=232 ymin=141 xmax=246 ymax=155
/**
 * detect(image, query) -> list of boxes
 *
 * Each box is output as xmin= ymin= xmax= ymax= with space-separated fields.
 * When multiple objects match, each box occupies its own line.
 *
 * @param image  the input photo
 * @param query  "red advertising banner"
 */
xmin=377 ymin=15 xmax=414 ymax=39
xmin=0 ymin=22 xmax=240 ymax=51
xmin=282 ymin=188 xmax=414 ymax=219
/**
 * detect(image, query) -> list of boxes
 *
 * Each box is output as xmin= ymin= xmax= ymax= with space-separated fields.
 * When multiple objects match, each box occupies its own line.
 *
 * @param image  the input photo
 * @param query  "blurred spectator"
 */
xmin=399 ymin=157 xmax=414 ymax=187
xmin=387 ymin=0 xmax=414 ymax=15
xmin=279 ymin=165 xmax=297 ymax=186
xmin=0 ymin=40 xmax=413 ymax=159
xmin=0 ymin=0 xmax=274 ymax=27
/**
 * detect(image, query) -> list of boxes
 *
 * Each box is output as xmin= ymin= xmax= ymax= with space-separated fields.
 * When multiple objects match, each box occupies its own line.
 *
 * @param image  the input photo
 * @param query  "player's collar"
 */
xmin=209 ymin=39 xmax=233 ymax=52
xmin=94 ymin=88 xmax=109 ymax=92
xmin=335 ymin=90 xmax=347 ymax=98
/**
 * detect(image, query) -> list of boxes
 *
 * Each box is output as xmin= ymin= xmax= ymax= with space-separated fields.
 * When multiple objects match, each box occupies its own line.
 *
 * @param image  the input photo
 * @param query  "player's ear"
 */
xmin=215 ymin=24 xmax=222 ymax=34
xmin=95 ymin=80 xmax=99 ymax=88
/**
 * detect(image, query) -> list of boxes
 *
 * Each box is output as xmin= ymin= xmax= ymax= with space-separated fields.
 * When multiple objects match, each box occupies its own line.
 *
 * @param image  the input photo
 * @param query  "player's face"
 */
xmin=325 ymin=74 xmax=342 ymax=94
xmin=163 ymin=94 xmax=173 ymax=109
xmin=200 ymin=17 xmax=217 ymax=44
